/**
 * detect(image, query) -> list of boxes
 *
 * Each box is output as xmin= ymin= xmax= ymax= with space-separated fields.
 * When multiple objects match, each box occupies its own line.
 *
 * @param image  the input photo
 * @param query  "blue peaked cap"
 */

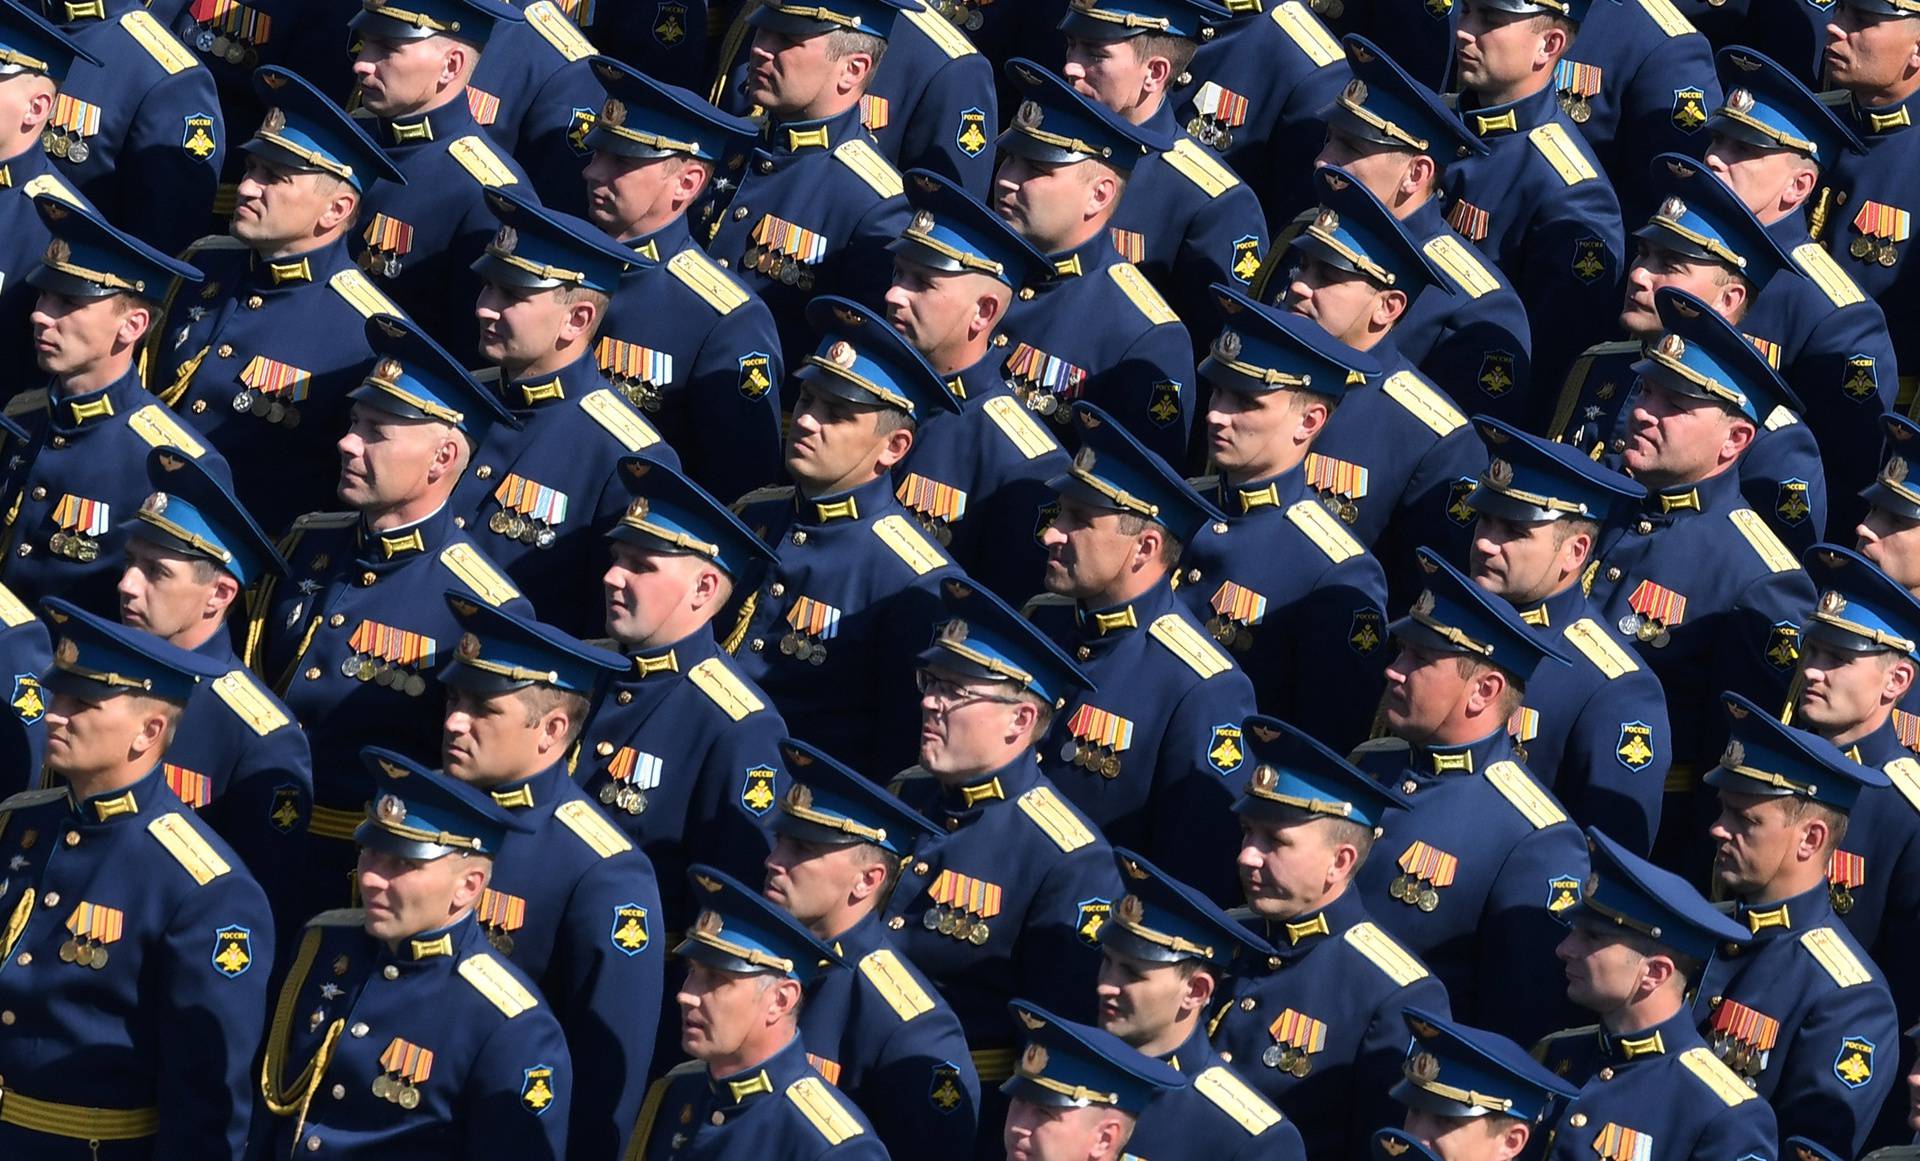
xmin=773 ymin=737 xmax=942 ymax=854
xmin=1204 ymin=281 xmax=1380 ymax=397
xmin=351 ymin=313 xmax=519 ymax=436
xmin=356 ymin=745 xmax=532 ymax=859
xmin=1392 ymin=1008 xmax=1578 ymax=1124
xmin=1706 ymin=690 xmax=1891 ymax=812
xmin=1572 ymin=826 xmax=1750 ymax=963
xmin=677 ymin=863 xmax=842 ymax=983
xmin=1002 ymin=999 xmax=1184 ymax=1113
xmin=133 ymin=446 xmax=287 ymax=586
xmin=247 ymin=66 xmax=404 ymax=190
xmin=1104 ymin=846 xmax=1276 ymax=969
xmin=1800 ymin=542 xmax=1920 ymax=661
xmin=439 ymin=593 xmax=626 ymax=695
xmin=1391 ymin=547 xmax=1573 ymax=678
xmin=1631 ymin=287 xmax=1803 ymax=425
xmin=1233 ymin=713 xmax=1410 ymax=828
xmin=1712 ymin=47 xmax=1864 ymax=167
xmin=608 ymin=456 xmax=777 ymax=587
xmin=42 ymin=597 xmax=226 ymax=704
xmin=1469 ymin=414 xmax=1644 ymax=524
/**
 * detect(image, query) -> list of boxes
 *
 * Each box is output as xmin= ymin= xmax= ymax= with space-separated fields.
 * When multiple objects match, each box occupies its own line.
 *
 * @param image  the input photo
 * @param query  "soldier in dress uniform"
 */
xmin=1447 ymin=0 xmax=1624 ymax=396
xmin=882 ymin=167 xmax=1069 ymax=602
xmin=697 ymin=0 xmax=913 ymax=382
xmin=1026 ymin=401 xmax=1256 ymax=904
xmin=454 ymin=183 xmax=675 ymax=633
xmin=582 ymin=456 xmax=788 ymax=926
xmin=998 ymin=998 xmax=1186 ymax=1161
xmin=990 ymin=58 xmax=1195 ymax=465
xmin=727 ymin=295 xmax=962 ymax=778
xmin=117 ymin=446 xmax=311 ymax=929
xmin=347 ymin=0 xmax=531 ymax=359
xmin=582 ymin=59 xmax=785 ymax=503
xmin=624 ymin=865 xmax=889 ymax=1161
xmin=1463 ymin=417 xmax=1670 ymax=854
xmin=1177 ymin=285 xmax=1391 ymax=753
xmin=1055 ymin=0 xmax=1271 ymax=362
xmin=1386 ymin=1008 xmax=1577 ymax=1160
xmin=883 ymin=579 xmax=1119 ymax=1158
xmin=1704 ymin=46 xmax=1899 ymax=533
xmin=0 ymin=494 xmax=48 ymax=798
xmin=149 ymin=66 xmax=409 ymax=537
xmin=1209 ymin=715 xmax=1450 ymax=1158
xmin=431 ymin=601 xmax=664 ymax=1158
xmin=1287 ymin=35 xmax=1533 ymax=425
xmin=1274 ymin=165 xmax=1488 ymax=607
xmin=0 ymin=0 xmax=93 ymax=387
xmin=247 ymin=313 xmax=530 ymax=919
xmin=256 ymin=750 xmax=573 ymax=1159
xmin=38 ymin=0 xmax=221 ymax=254
xmin=1860 ymin=413 xmax=1920 ymax=603
xmin=1696 ymin=691 xmax=1900 ymax=1157
xmin=1533 ymin=827 xmax=1778 ymax=1158
xmin=0 ymin=193 xmax=227 ymax=616
xmin=465 ymin=0 xmax=605 ymax=213
xmin=0 ymin=598 xmax=272 ymax=1158
xmin=1351 ymin=547 xmax=1589 ymax=1045
xmin=1583 ymin=286 xmax=1819 ymax=875
xmin=1545 ymin=157 xmax=1827 ymax=554
xmin=709 ymin=0 xmax=997 ymax=197
xmin=762 ymin=737 xmax=981 ymax=1161
xmin=1094 ymin=848 xmax=1306 ymax=1160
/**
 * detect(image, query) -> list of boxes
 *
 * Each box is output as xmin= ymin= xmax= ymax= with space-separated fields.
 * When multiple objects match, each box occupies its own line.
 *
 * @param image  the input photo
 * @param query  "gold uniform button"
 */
xmin=383 ymin=965 xmax=399 ymax=980
xmin=453 ymin=517 xmax=465 ymax=529
xmin=63 ymin=831 xmax=79 ymax=847
xmin=1607 ymin=567 xmax=1622 ymax=582
xmin=350 ymin=1022 xmax=369 ymax=1037
xmin=711 ymin=1111 xmax=725 ymax=1126
xmin=769 ymin=582 xmax=786 ymax=598
xmin=617 ymin=691 xmax=633 ymax=705
xmin=247 ymin=295 xmax=264 ymax=309
xmin=1239 ymin=997 xmax=1256 ymax=1011
xmin=1568 ymin=1114 xmax=1588 ymax=1128
xmin=750 ymin=638 xmax=765 ymax=652
xmin=733 ymin=206 xmax=750 ymax=220
xmin=41 ymin=892 xmax=57 ymax=907
xmin=1596 ymin=1067 xmax=1613 ymax=1081
xmin=307 ymin=1134 xmax=322 ymax=1151
xmin=191 ymin=400 xmax=207 ymax=413
xmin=360 ymin=571 xmax=377 ymax=586
xmin=913 ymin=861 xmax=929 ymax=875
xmin=1075 ymin=647 xmax=1090 ymax=661
xmin=596 ymin=742 xmax=614 ymax=757
xmin=217 ymin=344 xmax=234 ymax=358
xmin=476 ymin=465 xmax=494 ymax=480
xmin=13 ymin=546 xmax=25 ymax=557
xmin=887 ymin=916 xmax=905 ymax=930
xmin=305 ymin=667 xmax=322 ymax=681
xmin=0 ymin=1011 xmax=14 ymax=1025
xmin=329 ymin=614 xmax=346 ymax=628
xmin=1636 ymin=520 xmax=1652 ymax=534
xmin=29 ymin=486 xmax=45 ymax=500
xmin=332 ymin=1084 xmax=346 ymax=1099
xmin=48 ymin=436 xmax=65 ymax=449
xmin=14 ymin=953 xmax=27 ymax=966
xmin=718 ymin=258 xmax=730 ymax=269
xmin=757 ymin=160 xmax=773 ymax=173
xmin=791 ymin=531 xmax=807 ymax=546
xmin=945 ymin=818 xmax=959 ymax=831
xmin=1219 ymin=1051 xmax=1232 ymax=1063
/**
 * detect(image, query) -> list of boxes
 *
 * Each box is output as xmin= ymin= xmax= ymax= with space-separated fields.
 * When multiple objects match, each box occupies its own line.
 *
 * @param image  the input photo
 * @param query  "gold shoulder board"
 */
xmin=0 ymin=786 xmax=67 ymax=812
xmin=1527 ymin=124 xmax=1599 ymax=185
xmin=1801 ymin=926 xmax=1873 ymax=987
xmin=983 ymin=395 xmax=1059 ymax=459
xmin=1193 ymin=1067 xmax=1283 ymax=1135
xmin=524 ymin=0 xmax=595 ymax=59
xmin=212 ymin=670 xmax=290 ymax=736
xmin=872 ymin=514 xmax=949 ymax=575
xmin=1790 ymin=243 xmax=1867 ymax=308
xmin=1343 ymin=922 xmax=1429 ymax=986
xmin=294 ymin=510 xmax=360 ymax=531
xmin=128 ymin=405 xmax=208 ymax=457
xmin=306 ymin=908 xmax=367 ymax=928
xmin=859 ymin=949 xmax=936 ymax=1021
xmin=120 ymin=10 xmax=196 ymax=73
xmin=1677 ymin=1046 xmax=1758 ymax=1105
xmin=1883 ymin=757 xmax=1920 ymax=814
xmin=1269 ymin=1 xmax=1342 ymax=66
xmin=1286 ymin=499 xmax=1363 ymax=564
xmin=731 ymin=485 xmax=795 ymax=515
xmin=556 ymin=799 xmax=634 ymax=857
xmin=449 ymin=136 xmax=520 ymax=187
xmin=1382 ymin=371 xmax=1466 ymax=436
xmin=1635 ymin=0 xmax=1696 ymax=35
xmin=458 ymin=952 xmax=541 ymax=1016
xmin=833 ymin=139 xmax=904 ymax=198
xmin=1563 ymin=618 xmax=1639 ymax=679
xmin=1108 ymin=262 xmax=1180 ymax=326
xmin=1485 ymin=760 xmax=1567 ymax=828
xmin=580 ymin=389 xmax=663 ymax=451
xmin=329 ymin=269 xmax=402 ymax=319
xmin=20 ymin=174 xmax=81 ymax=207
xmin=440 ymin=543 xmax=521 ymax=606
xmin=624 ymin=1063 xmax=707 ymax=1161
xmin=0 ymin=582 xmax=31 ymax=628
xmin=1163 ymin=139 xmax=1239 ymax=198
xmin=688 ymin=657 xmax=765 ymax=721
xmin=1727 ymin=509 xmax=1797 ymax=572
xmin=148 ymin=813 xmax=232 ymax=885
xmin=786 ymin=1077 xmax=866 ymax=1145
xmin=1422 ymin=235 xmax=1499 ymax=299
xmin=1763 ymin=405 xmax=1799 ymax=433
xmin=899 ymin=3 xmax=975 ymax=57
xmin=667 ymin=248 xmax=749 ymax=315
xmin=1016 ymin=785 xmax=1096 ymax=852
xmin=1149 ymin=613 xmax=1234 ymax=679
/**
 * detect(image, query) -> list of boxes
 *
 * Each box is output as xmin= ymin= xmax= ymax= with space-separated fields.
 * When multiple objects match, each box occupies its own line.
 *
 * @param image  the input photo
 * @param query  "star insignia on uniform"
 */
xmin=187 ymin=306 xmax=207 ymax=321
xmin=1584 ymin=405 xmax=1601 ymax=420
xmin=320 ymin=982 xmax=343 ymax=999
xmin=298 ymin=578 xmax=321 ymax=595
xmin=711 ymin=177 xmax=734 ymax=193
xmin=5 ymin=855 xmax=21 ymax=870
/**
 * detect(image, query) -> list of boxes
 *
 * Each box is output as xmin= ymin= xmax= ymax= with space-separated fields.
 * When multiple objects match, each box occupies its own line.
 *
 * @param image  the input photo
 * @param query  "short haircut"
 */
xmin=1455 ymin=655 xmax=1527 ymax=718
xmin=516 ymin=685 xmax=591 ymax=747
xmin=1114 ymin=512 xmax=1183 ymax=565
xmin=824 ymin=27 xmax=887 ymax=68
xmin=1129 ymin=31 xmax=1198 ymax=76
xmin=1321 ymin=815 xmax=1377 ymax=872
xmin=1782 ymin=795 xmax=1849 ymax=850
xmin=872 ymin=406 xmax=917 ymax=436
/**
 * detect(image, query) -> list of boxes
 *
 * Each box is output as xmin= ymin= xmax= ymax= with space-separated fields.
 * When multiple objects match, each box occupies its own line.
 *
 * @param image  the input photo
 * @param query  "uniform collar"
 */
xmin=247 ymin=236 xmax=355 ymax=295
xmin=1217 ymin=467 xmax=1306 ymax=517
xmin=505 ymin=353 xmax=599 ymax=412
xmin=74 ymin=763 xmax=175 ymax=825
xmin=1842 ymin=716 xmax=1909 ymax=767
xmin=487 ymin=760 xmax=564 ymax=813
xmin=1402 ymin=196 xmax=1454 ymax=245
xmin=937 ymin=753 xmax=1040 ymax=819
xmin=795 ymin=474 xmax=894 ymax=527
xmin=0 ymin=141 xmax=52 ymax=190
xmin=1162 ymin=1025 xmax=1218 ymax=1074
xmin=1075 ymin=579 xmax=1176 ymax=645
xmin=1140 ymin=98 xmax=1179 ymax=145
xmin=708 ymin=1034 xmax=812 ymax=1107
xmin=950 ymin=355 xmax=1017 ymax=408
xmin=52 ymin=367 xmax=142 ymax=434
xmin=356 ymin=505 xmax=453 ymax=570
xmin=191 ymin=628 xmax=240 ymax=668
xmin=623 ymin=626 xmax=720 ymax=682
xmin=826 ymin=910 xmax=887 ymax=962
xmin=1460 ymin=84 xmax=1557 ymax=140
xmin=1764 ymin=207 xmax=1813 ymax=249
xmin=1512 ymin=584 xmax=1590 ymax=631
xmin=1735 ymin=882 xmax=1831 ymax=940
xmin=382 ymin=94 xmax=478 ymax=148
xmin=1044 ymin=230 xmax=1123 ymax=284
xmin=766 ymin=104 xmax=865 ymax=157
xmin=1852 ymin=88 xmax=1920 ymax=137
xmin=1408 ymin=728 xmax=1515 ymax=778
xmin=623 ymin=215 xmax=693 ymax=267
xmin=1639 ymin=467 xmax=1739 ymax=524
xmin=1598 ymin=1009 xmax=1698 ymax=1066
xmin=382 ymin=915 xmax=477 ymax=969
xmin=1270 ymin=886 xmax=1364 ymax=963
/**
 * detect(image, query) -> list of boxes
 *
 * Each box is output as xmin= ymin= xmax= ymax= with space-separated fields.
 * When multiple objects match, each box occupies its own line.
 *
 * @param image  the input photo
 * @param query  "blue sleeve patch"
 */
xmin=1075 ymin=898 xmax=1112 ymax=947
xmin=1547 ymin=875 xmax=1581 ymax=915
xmin=611 ymin=903 xmax=650 ymax=957
xmin=212 ymin=925 xmax=253 ymax=977
xmin=741 ymin=765 xmax=778 ymax=815
xmin=1207 ymin=724 xmax=1245 ymax=775
xmin=521 ymin=1064 xmax=559 ymax=1114
xmin=1616 ymin=721 xmax=1654 ymax=771
xmin=1835 ymin=1036 xmax=1875 ymax=1089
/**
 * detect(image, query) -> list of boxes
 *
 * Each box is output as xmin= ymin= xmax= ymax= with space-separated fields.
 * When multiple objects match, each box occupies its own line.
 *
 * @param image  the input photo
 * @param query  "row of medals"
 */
xmin=1851 ymin=235 xmax=1901 ymax=268
xmin=488 ymin=509 xmax=558 ymax=549
xmin=1206 ymin=615 xmax=1255 ymax=652
xmin=1262 ymin=1042 xmax=1314 ymax=1076
xmin=741 ymin=246 xmax=816 ymax=289
xmin=1616 ymin=613 xmax=1672 ymax=648
xmin=599 ymin=779 xmax=648 ymax=816
xmin=1707 ymin=1032 xmax=1767 ymax=1082
xmin=613 ymin=379 xmax=666 ymax=414
xmin=1389 ymin=874 xmax=1442 ymax=913
xmin=1061 ymin=739 xmax=1122 ymax=779
xmin=929 ymin=0 xmax=986 ymax=30
xmin=43 ymin=128 xmax=90 ymax=163
xmin=47 ymin=531 xmax=100 ymax=562
xmin=232 ymin=388 xmax=302 ymax=428
xmin=1557 ymin=93 xmax=1594 ymax=124
xmin=340 ymin=653 xmax=428 ymax=696
xmin=1012 ymin=383 xmax=1068 ymax=419
xmin=1185 ymin=116 xmax=1235 ymax=151
xmin=359 ymin=249 xmax=406 ymax=279
xmin=182 ymin=16 xmax=261 ymax=65
xmin=922 ymin=904 xmax=991 ymax=945
xmin=779 ymin=631 xmax=829 ymax=665
xmin=370 ymin=1072 xmax=424 ymax=1110
xmin=59 ymin=936 xmax=110 ymax=968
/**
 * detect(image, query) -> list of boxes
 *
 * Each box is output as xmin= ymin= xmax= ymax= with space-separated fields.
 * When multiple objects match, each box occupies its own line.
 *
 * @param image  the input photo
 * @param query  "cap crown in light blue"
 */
xmin=1234 ymin=713 xmax=1408 ymax=827
xmin=1801 ymin=543 xmax=1920 ymax=661
xmin=1396 ymin=1008 xmax=1577 ymax=1124
xmin=774 ymin=737 xmax=942 ymax=854
xmin=1635 ymin=154 xmax=1793 ymax=288
xmin=919 ymin=577 xmax=1094 ymax=707
xmin=1631 ymin=287 xmax=1802 ymax=424
xmin=1712 ymin=47 xmax=1864 ymax=167
xmin=360 ymin=745 xmax=531 ymax=855
xmin=0 ymin=0 xmax=94 ymax=82
xmin=353 ymin=313 xmax=517 ymax=436
xmin=1003 ymin=1000 xmax=1184 ymax=1113
xmin=1391 ymin=548 xmax=1573 ymax=678
xmin=587 ymin=56 xmax=758 ymax=161
xmin=30 ymin=193 xmax=201 ymax=297
xmin=1469 ymin=414 xmax=1644 ymax=523
xmin=442 ymin=594 xmax=626 ymax=694
xmin=1056 ymin=0 xmax=1230 ymax=41
xmin=998 ymin=58 xmax=1171 ymax=171
xmin=1333 ymin=35 xmax=1483 ymax=163
xmin=43 ymin=597 xmax=227 ymax=703
xmin=798 ymin=296 xmax=960 ymax=418
xmin=135 ymin=446 xmax=287 ymax=586
xmin=248 ymin=66 xmax=404 ymax=191
xmin=680 ymin=863 xmax=841 ymax=983
xmin=1107 ymin=846 xmax=1274 ymax=968
xmin=1204 ymin=282 xmax=1379 ymax=397
xmin=1708 ymin=690 xmax=1891 ymax=811
xmin=1576 ymin=826 xmax=1749 ymax=962
xmin=1293 ymin=165 xmax=1448 ymax=294
xmin=894 ymin=168 xmax=1054 ymax=290
xmin=609 ymin=456 xmax=777 ymax=586
xmin=479 ymin=184 xmax=635 ymax=294
xmin=1049 ymin=402 xmax=1224 ymax=542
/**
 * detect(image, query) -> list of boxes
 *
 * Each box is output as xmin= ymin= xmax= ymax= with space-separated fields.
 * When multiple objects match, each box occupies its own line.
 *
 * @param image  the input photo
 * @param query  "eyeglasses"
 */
xmin=915 ymin=669 xmax=1025 ymax=709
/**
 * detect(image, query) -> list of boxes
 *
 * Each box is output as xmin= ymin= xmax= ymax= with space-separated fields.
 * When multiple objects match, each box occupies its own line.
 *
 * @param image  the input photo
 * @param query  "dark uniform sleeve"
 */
xmin=684 ymin=704 xmax=785 ymax=886
xmin=1268 ymin=556 xmax=1392 ymax=755
xmin=1375 ymin=422 xmax=1488 ymax=609
xmin=1014 ymin=843 xmax=1124 ymax=1025
xmin=1788 ymin=292 xmax=1897 ymax=533
xmin=124 ymin=70 xmax=225 ymax=255
xmin=505 ymin=58 xmax=606 ymax=215
xmin=1714 ymin=566 xmax=1818 ymax=739
xmin=1093 ymin=322 xmax=1197 ymax=467
xmin=1349 ymin=973 xmax=1451 ymax=1150
xmin=1693 ymin=1099 xmax=1780 ymax=1161
xmin=0 ymin=616 xmax=50 ymax=800
xmin=1605 ymin=35 xmax=1720 ymax=225
xmin=864 ymin=992 xmax=982 ymax=1161
xmin=1736 ymin=423 xmax=1828 ymax=556
xmin=1165 ymin=177 xmax=1270 ymax=355
xmin=1769 ymin=970 xmax=1898 ymax=1157
xmin=1146 ymin=672 xmax=1259 ymax=905
xmin=598 ymin=0 xmax=708 ymax=88
xmin=1478 ymin=822 xmax=1588 ymax=1045
xmin=1518 ymin=188 xmax=1625 ymax=408
xmin=680 ymin=296 xmax=787 ymax=503
xmin=1416 ymin=293 xmax=1536 ymax=429
xmin=1556 ymin=669 xmax=1669 ymax=857
xmin=198 ymin=716 xmax=314 ymax=926
xmin=464 ymin=1009 xmax=575 ymax=1160
xmin=837 ymin=193 xmax=915 ymax=319
xmin=894 ymin=54 xmax=997 ymax=199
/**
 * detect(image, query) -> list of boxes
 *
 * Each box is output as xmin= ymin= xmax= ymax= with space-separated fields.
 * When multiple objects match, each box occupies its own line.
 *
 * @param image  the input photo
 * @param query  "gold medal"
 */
xmin=88 ymin=945 xmax=107 ymax=969
xmin=59 ymin=938 xmax=79 ymax=963
xmin=1570 ymin=98 xmax=1591 ymax=124
xmin=355 ymin=659 xmax=377 ymax=682
xmin=599 ymin=782 xmax=619 ymax=806
xmin=489 ymin=510 xmax=512 ymax=535
xmin=398 ymin=1085 xmax=420 ymax=1110
xmin=1417 ymin=887 xmax=1440 ymax=912
xmin=1880 ymin=240 xmax=1898 ymax=268
xmin=1289 ymin=1056 xmax=1311 ymax=1078
xmin=372 ymin=1075 xmax=395 ymax=1101
xmin=1852 ymin=236 xmax=1875 ymax=260
xmin=1099 ymin=754 xmax=1121 ymax=778
xmin=967 ymin=921 xmax=990 ymax=945
xmin=1832 ymin=884 xmax=1854 ymax=915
